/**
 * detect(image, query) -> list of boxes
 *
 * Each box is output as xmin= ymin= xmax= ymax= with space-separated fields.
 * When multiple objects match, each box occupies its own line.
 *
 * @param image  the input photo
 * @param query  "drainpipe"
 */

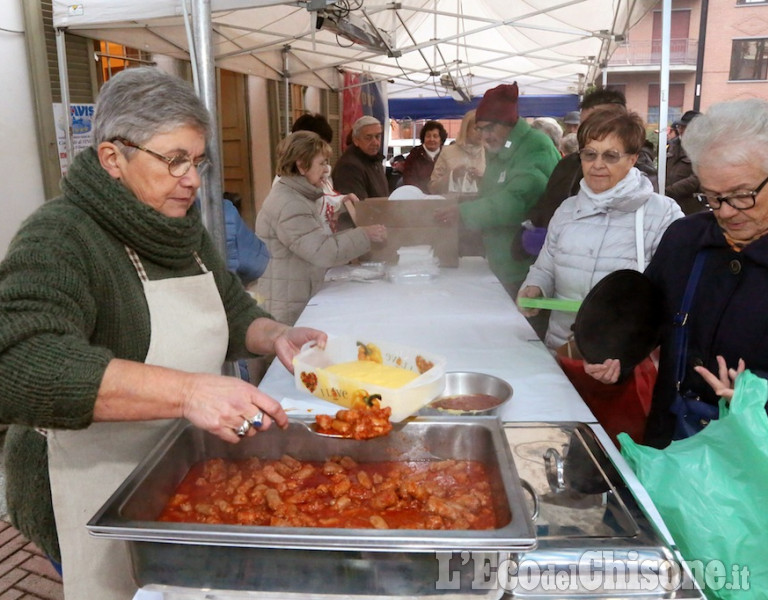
xmin=693 ymin=0 xmax=708 ymax=111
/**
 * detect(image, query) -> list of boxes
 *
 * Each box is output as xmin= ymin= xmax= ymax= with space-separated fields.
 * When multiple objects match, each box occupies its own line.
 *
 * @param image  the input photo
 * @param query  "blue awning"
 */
xmin=389 ymin=95 xmax=580 ymax=120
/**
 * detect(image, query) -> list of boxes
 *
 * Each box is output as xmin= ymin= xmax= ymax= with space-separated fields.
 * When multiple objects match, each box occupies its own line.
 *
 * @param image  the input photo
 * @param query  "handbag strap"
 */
xmin=634 ymin=204 xmax=646 ymax=271
xmin=673 ymin=250 xmax=710 ymax=388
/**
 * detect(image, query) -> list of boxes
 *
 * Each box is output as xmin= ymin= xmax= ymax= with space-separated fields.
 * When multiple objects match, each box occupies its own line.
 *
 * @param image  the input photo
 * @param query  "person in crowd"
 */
xmin=531 ymin=117 xmax=564 ymax=156
xmin=256 ymin=131 xmax=387 ymax=325
xmin=526 ymin=88 xmax=658 ymax=232
xmin=563 ymin=110 xmax=581 ymax=134
xmin=0 ymin=67 xmax=327 ymax=600
xmin=291 ymin=112 xmax=333 ymax=144
xmin=584 ymin=99 xmax=768 ymax=448
xmin=331 ymin=115 xmax=389 ymax=199
xmin=402 ymin=120 xmax=447 ymax=192
xmin=665 ymin=109 xmax=704 ymax=215
xmin=433 ymin=82 xmax=561 ymax=296
xmin=386 ymin=153 xmax=406 ymax=193
xmin=289 ymin=112 xmax=359 ymax=232
xmin=560 ymin=132 xmax=579 ymax=156
xmin=517 ymin=109 xmax=683 ymax=350
xmin=222 ymin=191 xmax=270 ymax=286
xmin=429 ymin=109 xmax=485 ymax=195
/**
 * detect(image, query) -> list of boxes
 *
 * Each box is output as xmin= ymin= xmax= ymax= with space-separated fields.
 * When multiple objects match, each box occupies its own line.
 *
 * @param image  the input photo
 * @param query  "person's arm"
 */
xmin=429 ymin=150 xmax=451 ymax=194
xmin=274 ymin=199 xmax=372 ymax=268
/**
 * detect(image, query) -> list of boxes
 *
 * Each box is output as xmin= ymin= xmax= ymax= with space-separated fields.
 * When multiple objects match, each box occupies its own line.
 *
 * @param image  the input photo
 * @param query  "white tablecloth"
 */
xmin=257 ymin=257 xmax=595 ymax=423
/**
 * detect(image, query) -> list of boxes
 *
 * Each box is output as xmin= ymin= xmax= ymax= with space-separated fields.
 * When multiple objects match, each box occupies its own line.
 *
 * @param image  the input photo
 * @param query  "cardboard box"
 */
xmin=352 ymin=198 xmax=459 ymax=267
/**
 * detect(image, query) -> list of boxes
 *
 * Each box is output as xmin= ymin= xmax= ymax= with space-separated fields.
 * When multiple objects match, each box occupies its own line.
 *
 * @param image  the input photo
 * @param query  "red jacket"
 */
xmin=402 ymin=145 xmax=440 ymax=193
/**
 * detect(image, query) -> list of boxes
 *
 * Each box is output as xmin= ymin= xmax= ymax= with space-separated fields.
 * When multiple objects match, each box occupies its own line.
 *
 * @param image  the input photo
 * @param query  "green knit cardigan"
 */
xmin=0 ymin=147 xmax=268 ymax=561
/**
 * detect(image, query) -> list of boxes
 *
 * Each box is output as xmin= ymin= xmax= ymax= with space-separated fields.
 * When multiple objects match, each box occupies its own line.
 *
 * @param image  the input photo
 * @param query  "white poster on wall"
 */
xmin=53 ymin=103 xmax=95 ymax=175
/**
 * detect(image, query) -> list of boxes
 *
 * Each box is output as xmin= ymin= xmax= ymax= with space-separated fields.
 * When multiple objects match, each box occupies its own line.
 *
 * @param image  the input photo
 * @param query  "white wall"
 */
xmin=0 ymin=0 xmax=46 ymax=259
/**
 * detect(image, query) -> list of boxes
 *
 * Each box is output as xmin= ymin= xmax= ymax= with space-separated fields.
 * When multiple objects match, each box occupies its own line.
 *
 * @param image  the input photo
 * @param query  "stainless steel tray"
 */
xmin=88 ymin=416 xmax=535 ymax=596
xmin=506 ymin=422 xmax=705 ymax=598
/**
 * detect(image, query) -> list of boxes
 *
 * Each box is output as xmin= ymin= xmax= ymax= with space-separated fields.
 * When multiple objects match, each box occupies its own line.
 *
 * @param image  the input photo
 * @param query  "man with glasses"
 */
xmin=584 ymin=99 xmax=768 ymax=448
xmin=434 ymin=82 xmax=561 ymax=296
xmin=332 ymin=115 xmax=389 ymax=200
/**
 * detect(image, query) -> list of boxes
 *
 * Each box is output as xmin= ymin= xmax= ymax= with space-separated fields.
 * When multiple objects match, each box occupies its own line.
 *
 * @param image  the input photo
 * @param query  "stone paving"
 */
xmin=0 ymin=521 xmax=63 ymax=600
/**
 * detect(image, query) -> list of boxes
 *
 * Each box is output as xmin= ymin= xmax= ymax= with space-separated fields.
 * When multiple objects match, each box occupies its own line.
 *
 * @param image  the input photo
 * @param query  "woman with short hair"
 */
xmin=0 ymin=67 xmax=327 ymax=599
xmin=518 ymin=109 xmax=683 ymax=351
xmin=402 ymin=120 xmax=448 ymax=193
xmin=256 ymin=131 xmax=387 ymax=325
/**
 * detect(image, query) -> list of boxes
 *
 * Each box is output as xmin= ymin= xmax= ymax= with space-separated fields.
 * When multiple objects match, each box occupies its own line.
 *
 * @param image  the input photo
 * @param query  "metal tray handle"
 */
xmin=519 ymin=478 xmax=540 ymax=521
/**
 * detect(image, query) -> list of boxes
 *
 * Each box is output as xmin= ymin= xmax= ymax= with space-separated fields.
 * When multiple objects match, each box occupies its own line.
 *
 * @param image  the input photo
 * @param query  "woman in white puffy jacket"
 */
xmin=518 ymin=108 xmax=684 ymax=351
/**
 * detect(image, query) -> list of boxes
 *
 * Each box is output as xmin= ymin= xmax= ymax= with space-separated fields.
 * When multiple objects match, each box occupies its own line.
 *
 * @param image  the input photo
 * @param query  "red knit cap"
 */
xmin=476 ymin=82 xmax=519 ymax=125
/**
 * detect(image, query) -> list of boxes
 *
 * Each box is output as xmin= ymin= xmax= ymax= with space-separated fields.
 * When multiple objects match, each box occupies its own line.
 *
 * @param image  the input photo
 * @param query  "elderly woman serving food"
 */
xmin=0 ymin=67 xmax=326 ymax=600
xmin=584 ymin=99 xmax=768 ymax=447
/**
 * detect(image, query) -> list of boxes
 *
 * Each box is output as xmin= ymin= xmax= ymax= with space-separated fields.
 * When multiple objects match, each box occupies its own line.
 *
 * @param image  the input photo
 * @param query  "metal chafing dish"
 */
xmin=505 ymin=422 xmax=705 ymax=598
xmin=88 ymin=416 xmax=535 ymax=599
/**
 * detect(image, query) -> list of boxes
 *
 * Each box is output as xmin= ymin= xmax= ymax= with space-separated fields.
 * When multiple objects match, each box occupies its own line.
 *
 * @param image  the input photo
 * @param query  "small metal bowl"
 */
xmin=419 ymin=371 xmax=513 ymax=416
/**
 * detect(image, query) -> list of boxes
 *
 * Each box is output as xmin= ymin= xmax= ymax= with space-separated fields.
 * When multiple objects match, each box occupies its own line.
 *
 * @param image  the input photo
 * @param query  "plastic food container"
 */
xmin=292 ymin=336 xmax=446 ymax=422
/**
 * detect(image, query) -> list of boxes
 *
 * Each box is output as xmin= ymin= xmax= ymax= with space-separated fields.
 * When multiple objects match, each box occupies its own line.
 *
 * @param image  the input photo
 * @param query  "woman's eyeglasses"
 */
xmin=111 ymin=137 xmax=210 ymax=178
xmin=578 ymin=148 xmax=633 ymax=164
xmin=694 ymin=174 xmax=768 ymax=210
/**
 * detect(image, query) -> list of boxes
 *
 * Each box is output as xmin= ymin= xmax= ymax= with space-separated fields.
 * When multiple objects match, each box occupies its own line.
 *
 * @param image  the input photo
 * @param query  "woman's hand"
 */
xmin=342 ymin=192 xmax=360 ymax=205
xmin=272 ymin=326 xmax=327 ymax=374
xmin=694 ymin=355 xmax=746 ymax=400
xmin=363 ymin=224 xmax=387 ymax=243
xmin=584 ymin=358 xmax=622 ymax=384
xmin=179 ymin=372 xmax=289 ymax=443
xmin=434 ymin=204 xmax=460 ymax=225
xmin=517 ymin=285 xmax=543 ymax=317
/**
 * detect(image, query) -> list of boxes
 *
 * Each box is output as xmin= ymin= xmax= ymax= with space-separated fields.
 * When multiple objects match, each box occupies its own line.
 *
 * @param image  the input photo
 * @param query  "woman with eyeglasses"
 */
xmin=584 ymin=99 xmax=768 ymax=448
xmin=0 ymin=67 xmax=327 ymax=599
xmin=517 ymin=108 xmax=683 ymax=351
xmin=255 ymin=130 xmax=387 ymax=326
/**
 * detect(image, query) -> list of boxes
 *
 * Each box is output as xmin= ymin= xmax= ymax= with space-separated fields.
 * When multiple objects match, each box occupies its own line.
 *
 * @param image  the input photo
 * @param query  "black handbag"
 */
xmin=669 ymin=250 xmax=717 ymax=440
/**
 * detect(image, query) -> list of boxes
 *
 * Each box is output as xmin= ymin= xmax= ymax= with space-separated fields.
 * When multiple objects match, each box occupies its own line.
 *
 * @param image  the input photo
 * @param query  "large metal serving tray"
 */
xmin=88 ymin=416 xmax=535 ymax=597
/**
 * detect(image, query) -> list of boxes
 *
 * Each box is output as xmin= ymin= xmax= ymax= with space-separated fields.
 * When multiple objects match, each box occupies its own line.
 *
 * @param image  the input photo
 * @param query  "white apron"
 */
xmin=48 ymin=248 xmax=229 ymax=600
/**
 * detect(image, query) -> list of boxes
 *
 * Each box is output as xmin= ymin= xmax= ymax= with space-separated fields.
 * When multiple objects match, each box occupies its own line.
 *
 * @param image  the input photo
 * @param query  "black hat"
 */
xmin=674 ymin=110 xmax=701 ymax=127
xmin=573 ymin=270 xmax=663 ymax=375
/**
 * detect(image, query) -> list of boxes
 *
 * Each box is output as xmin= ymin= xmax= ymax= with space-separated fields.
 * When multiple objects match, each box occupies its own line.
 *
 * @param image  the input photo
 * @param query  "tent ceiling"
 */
xmin=53 ymin=0 xmax=656 ymax=98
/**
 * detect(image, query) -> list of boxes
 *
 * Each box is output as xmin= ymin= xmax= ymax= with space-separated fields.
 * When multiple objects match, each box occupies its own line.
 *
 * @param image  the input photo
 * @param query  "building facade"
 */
xmin=604 ymin=0 xmax=768 ymax=129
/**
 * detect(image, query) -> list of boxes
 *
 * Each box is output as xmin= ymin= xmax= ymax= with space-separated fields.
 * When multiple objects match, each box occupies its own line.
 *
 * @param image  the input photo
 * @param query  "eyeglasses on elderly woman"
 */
xmin=578 ymin=148 xmax=633 ymax=164
xmin=695 ymin=173 xmax=768 ymax=210
xmin=111 ymin=137 xmax=211 ymax=178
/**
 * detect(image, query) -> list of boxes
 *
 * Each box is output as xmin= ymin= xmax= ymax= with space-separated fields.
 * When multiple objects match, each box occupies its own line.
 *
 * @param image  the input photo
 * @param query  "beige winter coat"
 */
xmin=255 ymin=175 xmax=371 ymax=325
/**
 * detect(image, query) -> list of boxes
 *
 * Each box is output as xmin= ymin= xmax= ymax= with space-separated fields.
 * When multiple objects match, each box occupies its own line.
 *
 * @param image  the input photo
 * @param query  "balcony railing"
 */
xmin=608 ymin=38 xmax=698 ymax=66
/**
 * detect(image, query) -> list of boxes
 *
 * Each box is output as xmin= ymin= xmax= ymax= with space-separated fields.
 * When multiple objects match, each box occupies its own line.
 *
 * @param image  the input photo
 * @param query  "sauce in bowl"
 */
xmin=430 ymin=393 xmax=504 ymax=412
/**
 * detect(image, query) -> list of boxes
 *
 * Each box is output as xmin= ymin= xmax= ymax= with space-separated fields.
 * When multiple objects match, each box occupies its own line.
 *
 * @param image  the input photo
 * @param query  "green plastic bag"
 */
xmin=619 ymin=371 xmax=768 ymax=599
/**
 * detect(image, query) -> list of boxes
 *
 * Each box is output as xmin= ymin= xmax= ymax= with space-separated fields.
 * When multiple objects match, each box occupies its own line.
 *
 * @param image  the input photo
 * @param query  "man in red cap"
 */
xmin=435 ymin=82 xmax=560 ymax=296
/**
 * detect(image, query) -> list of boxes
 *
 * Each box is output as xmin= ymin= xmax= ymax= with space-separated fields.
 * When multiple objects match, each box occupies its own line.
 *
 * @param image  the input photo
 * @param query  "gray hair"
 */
xmin=560 ymin=132 xmax=579 ymax=155
xmin=531 ymin=117 xmax=563 ymax=150
xmin=351 ymin=115 xmax=382 ymax=139
xmin=92 ymin=67 xmax=211 ymax=149
xmin=683 ymin=99 xmax=768 ymax=173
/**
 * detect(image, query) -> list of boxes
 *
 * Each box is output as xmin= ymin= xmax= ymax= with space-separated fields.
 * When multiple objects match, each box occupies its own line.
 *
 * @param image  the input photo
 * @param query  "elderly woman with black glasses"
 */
xmin=518 ymin=108 xmax=683 ymax=351
xmin=584 ymin=99 xmax=768 ymax=448
xmin=0 ymin=67 xmax=326 ymax=599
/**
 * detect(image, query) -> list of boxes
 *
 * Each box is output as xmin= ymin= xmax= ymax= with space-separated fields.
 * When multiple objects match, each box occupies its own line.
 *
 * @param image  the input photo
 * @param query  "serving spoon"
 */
xmin=239 ymin=410 xmax=348 ymax=439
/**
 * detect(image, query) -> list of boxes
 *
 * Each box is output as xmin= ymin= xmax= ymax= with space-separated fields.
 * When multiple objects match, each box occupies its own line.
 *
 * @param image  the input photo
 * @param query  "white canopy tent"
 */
xmin=51 ymin=0 xmax=673 ymax=259
xmin=53 ymin=0 xmax=658 ymax=98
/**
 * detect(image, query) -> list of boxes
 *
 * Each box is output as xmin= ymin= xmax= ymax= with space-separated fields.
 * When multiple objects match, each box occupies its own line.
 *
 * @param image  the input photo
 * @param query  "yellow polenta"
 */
xmin=324 ymin=360 xmax=419 ymax=388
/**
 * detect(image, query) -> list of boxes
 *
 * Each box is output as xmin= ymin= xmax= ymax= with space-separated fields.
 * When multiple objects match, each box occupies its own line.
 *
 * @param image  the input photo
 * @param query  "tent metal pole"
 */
xmin=657 ymin=0 xmax=672 ymax=195
xmin=55 ymin=28 xmax=74 ymax=172
xmin=190 ymin=0 xmax=227 ymax=261
xmin=191 ymin=0 xmax=237 ymax=378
